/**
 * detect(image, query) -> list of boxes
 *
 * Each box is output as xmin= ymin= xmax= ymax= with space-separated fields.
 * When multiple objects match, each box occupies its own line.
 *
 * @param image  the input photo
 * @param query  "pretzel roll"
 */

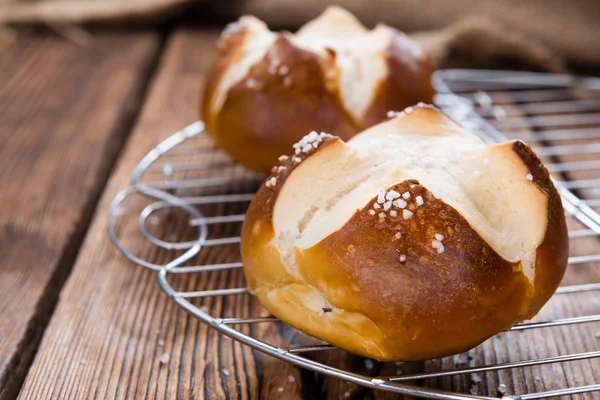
xmin=201 ymin=6 xmax=434 ymax=173
xmin=241 ymin=105 xmax=568 ymax=361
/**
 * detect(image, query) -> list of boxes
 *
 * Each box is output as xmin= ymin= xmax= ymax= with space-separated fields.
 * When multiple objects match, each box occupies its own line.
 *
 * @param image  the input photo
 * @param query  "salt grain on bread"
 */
xmin=201 ymin=6 xmax=434 ymax=173
xmin=241 ymin=105 xmax=568 ymax=361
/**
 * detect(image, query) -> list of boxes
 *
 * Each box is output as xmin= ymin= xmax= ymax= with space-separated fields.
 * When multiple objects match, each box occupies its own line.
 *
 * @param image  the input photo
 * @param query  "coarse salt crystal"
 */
xmin=435 ymin=233 xmax=444 ymax=241
xmin=402 ymin=192 xmax=411 ymax=199
xmin=302 ymin=144 xmax=312 ymax=153
xmin=344 ymin=392 xmax=351 ymax=398
xmin=158 ymin=339 xmax=165 ymax=346
xmin=377 ymin=190 xmax=386 ymax=204
xmin=383 ymin=201 xmax=392 ymax=211
xmin=265 ymin=177 xmax=277 ymax=188
xmin=283 ymin=76 xmax=293 ymax=87
xmin=432 ymin=240 xmax=445 ymax=254
xmin=386 ymin=190 xmax=400 ymax=200
xmin=293 ymin=157 xmax=302 ymax=163
xmin=378 ymin=212 xmax=386 ymax=219
xmin=222 ymin=368 xmax=230 ymax=376
xmin=278 ymin=155 xmax=288 ymax=161
xmin=246 ymin=78 xmax=257 ymax=88
xmin=393 ymin=199 xmax=407 ymax=209
xmin=403 ymin=209 xmax=413 ymax=219
xmin=159 ymin=353 xmax=170 ymax=364
xmin=278 ymin=65 xmax=289 ymax=75
xmin=471 ymin=373 xmax=482 ymax=383
xmin=389 ymin=210 xmax=397 ymax=217
xmin=526 ymin=173 xmax=533 ymax=181
xmin=416 ymin=196 xmax=424 ymax=207
xmin=288 ymin=375 xmax=295 ymax=382
xmin=364 ymin=359 xmax=374 ymax=369
xmin=373 ymin=203 xmax=381 ymax=209
xmin=399 ymin=254 xmax=406 ymax=262
xmin=277 ymin=387 xmax=284 ymax=392
xmin=395 ymin=232 xmax=401 ymax=239
xmin=484 ymin=158 xmax=490 ymax=165
xmin=368 ymin=210 xmax=375 ymax=216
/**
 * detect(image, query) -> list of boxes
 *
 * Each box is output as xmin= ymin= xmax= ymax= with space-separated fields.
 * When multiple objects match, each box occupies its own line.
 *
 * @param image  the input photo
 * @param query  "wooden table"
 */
xmin=2 ymin=28 xmax=600 ymax=400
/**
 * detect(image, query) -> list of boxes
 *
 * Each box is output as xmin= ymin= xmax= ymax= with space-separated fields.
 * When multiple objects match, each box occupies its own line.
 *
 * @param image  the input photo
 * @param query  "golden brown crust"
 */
xmin=241 ymin=107 xmax=567 ymax=361
xmin=206 ymin=35 xmax=357 ymax=173
xmin=296 ymin=181 xmax=531 ymax=360
xmin=362 ymin=29 xmax=435 ymax=128
xmin=202 ymin=18 xmax=434 ymax=173
xmin=511 ymin=140 xmax=569 ymax=318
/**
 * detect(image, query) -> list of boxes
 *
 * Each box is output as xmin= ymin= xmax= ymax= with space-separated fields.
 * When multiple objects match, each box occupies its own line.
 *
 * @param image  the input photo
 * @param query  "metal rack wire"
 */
xmin=108 ymin=70 xmax=600 ymax=399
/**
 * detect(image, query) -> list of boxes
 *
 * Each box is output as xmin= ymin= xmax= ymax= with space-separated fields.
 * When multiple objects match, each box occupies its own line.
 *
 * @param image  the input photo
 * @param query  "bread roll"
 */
xmin=241 ymin=105 xmax=568 ymax=361
xmin=201 ymin=6 xmax=434 ymax=173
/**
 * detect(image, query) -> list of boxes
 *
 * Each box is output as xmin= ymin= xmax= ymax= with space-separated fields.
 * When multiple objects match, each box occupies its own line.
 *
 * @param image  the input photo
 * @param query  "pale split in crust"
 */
xmin=241 ymin=104 xmax=568 ymax=361
xmin=201 ymin=6 xmax=434 ymax=173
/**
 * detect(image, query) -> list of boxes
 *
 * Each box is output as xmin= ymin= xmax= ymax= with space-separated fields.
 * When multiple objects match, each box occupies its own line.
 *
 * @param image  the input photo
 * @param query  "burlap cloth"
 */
xmin=1 ymin=0 xmax=599 ymax=72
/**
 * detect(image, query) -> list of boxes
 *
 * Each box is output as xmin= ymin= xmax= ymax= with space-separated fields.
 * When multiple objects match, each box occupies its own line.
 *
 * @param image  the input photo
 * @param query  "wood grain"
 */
xmin=16 ymin=30 xmax=600 ymax=400
xmin=0 ymin=32 xmax=161 ymax=400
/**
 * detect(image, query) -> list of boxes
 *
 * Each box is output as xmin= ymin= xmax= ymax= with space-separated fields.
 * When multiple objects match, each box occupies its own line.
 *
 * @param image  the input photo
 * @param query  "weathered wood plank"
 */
xmin=17 ymin=29 xmax=600 ymax=400
xmin=0 ymin=32 xmax=161 ymax=400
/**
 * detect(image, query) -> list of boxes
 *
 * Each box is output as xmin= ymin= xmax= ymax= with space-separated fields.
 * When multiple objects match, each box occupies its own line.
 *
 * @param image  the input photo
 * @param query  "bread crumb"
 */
xmin=526 ymin=173 xmax=533 ymax=181
xmin=222 ymin=368 xmax=230 ymax=376
xmin=396 ymin=369 xmax=403 ymax=375
xmin=344 ymin=392 xmax=351 ymax=398
xmin=159 ymin=353 xmax=170 ymax=364
xmin=497 ymin=383 xmax=507 ymax=395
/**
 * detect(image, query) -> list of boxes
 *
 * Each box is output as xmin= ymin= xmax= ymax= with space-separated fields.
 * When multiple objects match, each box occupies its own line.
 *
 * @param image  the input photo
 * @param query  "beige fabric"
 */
xmin=1 ymin=0 xmax=598 ymax=70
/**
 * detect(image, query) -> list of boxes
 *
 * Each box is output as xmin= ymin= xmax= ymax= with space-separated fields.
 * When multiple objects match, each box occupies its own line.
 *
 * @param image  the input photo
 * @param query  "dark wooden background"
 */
xmin=2 ymin=25 xmax=600 ymax=400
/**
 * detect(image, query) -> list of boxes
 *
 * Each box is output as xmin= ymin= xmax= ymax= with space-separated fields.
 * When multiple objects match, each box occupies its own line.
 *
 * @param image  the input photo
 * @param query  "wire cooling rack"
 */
xmin=108 ymin=70 xmax=600 ymax=399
